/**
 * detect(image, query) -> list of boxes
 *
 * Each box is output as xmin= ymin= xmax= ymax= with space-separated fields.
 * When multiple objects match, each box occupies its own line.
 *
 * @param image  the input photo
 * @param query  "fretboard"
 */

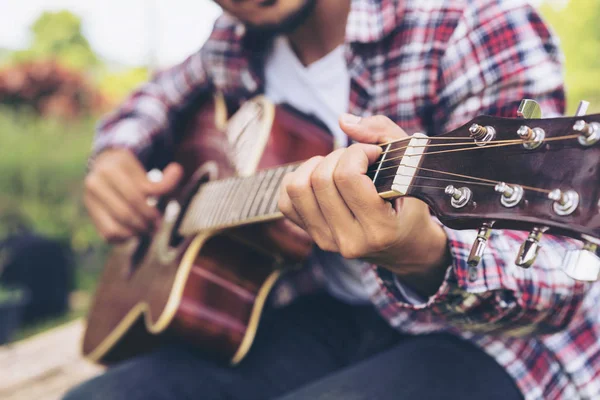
xmin=178 ymin=163 xmax=299 ymax=235
xmin=178 ymin=135 xmax=426 ymax=236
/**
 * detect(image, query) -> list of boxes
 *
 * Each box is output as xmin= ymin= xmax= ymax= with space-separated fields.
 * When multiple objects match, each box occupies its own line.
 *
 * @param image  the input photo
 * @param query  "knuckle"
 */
xmin=310 ymin=169 xmax=330 ymax=190
xmin=313 ymin=232 xmax=337 ymax=253
xmin=338 ymin=239 xmax=363 ymax=259
xmin=84 ymin=175 xmax=99 ymax=192
xmin=332 ymin=166 xmax=353 ymax=184
xmin=371 ymin=115 xmax=393 ymax=127
xmin=287 ymin=178 xmax=308 ymax=198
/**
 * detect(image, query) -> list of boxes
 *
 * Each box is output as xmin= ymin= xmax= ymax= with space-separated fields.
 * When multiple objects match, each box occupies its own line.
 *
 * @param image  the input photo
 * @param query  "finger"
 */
xmin=278 ymin=173 xmax=307 ymax=230
xmin=309 ymin=149 xmax=358 ymax=241
xmin=84 ymin=195 xmax=135 ymax=242
xmin=339 ymin=114 xmax=409 ymax=144
xmin=102 ymin=170 xmax=161 ymax=223
xmin=143 ymin=162 xmax=184 ymax=196
xmin=284 ymin=157 xmax=338 ymax=252
xmin=333 ymin=144 xmax=392 ymax=225
xmin=88 ymin=175 xmax=150 ymax=233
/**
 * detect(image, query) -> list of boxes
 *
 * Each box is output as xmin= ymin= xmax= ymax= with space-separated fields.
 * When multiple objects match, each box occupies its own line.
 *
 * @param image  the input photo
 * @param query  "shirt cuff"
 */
xmin=393 ymin=275 xmax=427 ymax=305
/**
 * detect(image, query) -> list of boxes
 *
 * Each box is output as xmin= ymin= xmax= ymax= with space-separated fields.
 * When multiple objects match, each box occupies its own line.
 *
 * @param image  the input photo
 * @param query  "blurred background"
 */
xmin=0 ymin=0 xmax=598 ymax=372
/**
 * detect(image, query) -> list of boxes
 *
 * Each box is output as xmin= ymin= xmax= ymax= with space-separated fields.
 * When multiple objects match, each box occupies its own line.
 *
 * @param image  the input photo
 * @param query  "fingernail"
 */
xmin=341 ymin=113 xmax=361 ymax=125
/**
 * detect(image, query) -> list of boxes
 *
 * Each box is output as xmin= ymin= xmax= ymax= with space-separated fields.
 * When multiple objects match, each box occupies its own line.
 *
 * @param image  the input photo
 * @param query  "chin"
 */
xmin=218 ymin=0 xmax=317 ymax=35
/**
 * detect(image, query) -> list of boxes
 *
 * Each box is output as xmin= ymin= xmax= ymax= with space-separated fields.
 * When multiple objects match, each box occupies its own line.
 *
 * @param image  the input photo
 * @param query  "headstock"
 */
xmin=368 ymin=100 xmax=600 ymax=281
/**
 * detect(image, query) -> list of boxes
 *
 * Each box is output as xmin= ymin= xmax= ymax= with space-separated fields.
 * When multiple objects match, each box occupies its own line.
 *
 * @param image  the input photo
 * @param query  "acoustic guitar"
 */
xmin=83 ymin=95 xmax=600 ymax=366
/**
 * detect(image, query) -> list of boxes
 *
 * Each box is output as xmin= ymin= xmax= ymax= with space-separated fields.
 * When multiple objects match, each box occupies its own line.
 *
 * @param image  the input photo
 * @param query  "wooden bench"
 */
xmin=0 ymin=319 xmax=104 ymax=400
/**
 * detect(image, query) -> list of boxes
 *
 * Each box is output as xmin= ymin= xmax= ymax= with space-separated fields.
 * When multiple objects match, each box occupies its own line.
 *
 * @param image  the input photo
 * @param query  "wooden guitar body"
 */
xmin=83 ymin=95 xmax=333 ymax=365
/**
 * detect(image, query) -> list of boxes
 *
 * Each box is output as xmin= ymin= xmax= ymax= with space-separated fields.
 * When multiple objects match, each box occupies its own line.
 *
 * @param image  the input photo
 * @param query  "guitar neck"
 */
xmin=178 ymin=163 xmax=300 ymax=235
xmin=177 ymin=138 xmax=420 ymax=236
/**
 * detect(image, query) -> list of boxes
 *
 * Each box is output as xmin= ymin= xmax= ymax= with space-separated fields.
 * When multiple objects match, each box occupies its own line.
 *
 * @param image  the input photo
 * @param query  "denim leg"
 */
xmin=64 ymin=294 xmax=401 ymax=400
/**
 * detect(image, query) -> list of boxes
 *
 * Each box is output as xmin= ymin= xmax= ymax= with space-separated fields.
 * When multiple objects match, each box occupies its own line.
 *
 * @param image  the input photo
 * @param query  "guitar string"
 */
xmin=374 ymin=165 xmax=551 ymax=194
xmin=371 ymin=134 xmax=581 ymax=171
xmin=371 ymin=134 xmax=581 ymax=168
xmin=374 ymin=171 xmax=552 ymax=195
xmin=371 ymin=138 xmax=525 ymax=164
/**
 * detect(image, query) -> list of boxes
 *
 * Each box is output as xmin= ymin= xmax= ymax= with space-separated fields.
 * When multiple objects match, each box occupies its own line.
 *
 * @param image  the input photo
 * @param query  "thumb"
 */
xmin=339 ymin=113 xmax=408 ymax=144
xmin=144 ymin=162 xmax=184 ymax=195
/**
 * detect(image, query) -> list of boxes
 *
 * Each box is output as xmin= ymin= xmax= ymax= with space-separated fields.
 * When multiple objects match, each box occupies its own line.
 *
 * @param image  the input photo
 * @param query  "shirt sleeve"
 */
xmin=366 ymin=1 xmax=589 ymax=337
xmin=91 ymin=46 xmax=212 ymax=168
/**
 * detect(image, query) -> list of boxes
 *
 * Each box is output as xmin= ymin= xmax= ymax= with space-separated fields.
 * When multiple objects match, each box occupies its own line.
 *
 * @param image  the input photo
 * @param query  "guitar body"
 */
xmin=83 ymin=95 xmax=333 ymax=365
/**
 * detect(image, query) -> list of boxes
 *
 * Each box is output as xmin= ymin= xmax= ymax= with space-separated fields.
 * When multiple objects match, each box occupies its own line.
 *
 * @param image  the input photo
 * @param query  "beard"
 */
xmin=244 ymin=0 xmax=318 ymax=37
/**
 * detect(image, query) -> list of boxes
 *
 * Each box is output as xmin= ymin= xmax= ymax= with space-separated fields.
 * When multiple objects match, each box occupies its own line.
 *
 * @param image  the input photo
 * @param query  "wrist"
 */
xmin=386 ymin=219 xmax=450 ymax=297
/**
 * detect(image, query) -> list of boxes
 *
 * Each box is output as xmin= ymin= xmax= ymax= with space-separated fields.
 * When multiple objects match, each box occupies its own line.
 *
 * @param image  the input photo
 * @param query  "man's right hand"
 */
xmin=84 ymin=149 xmax=183 ymax=243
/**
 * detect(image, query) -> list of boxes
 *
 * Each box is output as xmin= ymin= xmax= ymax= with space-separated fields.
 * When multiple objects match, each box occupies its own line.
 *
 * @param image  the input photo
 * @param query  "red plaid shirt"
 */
xmin=94 ymin=1 xmax=600 ymax=398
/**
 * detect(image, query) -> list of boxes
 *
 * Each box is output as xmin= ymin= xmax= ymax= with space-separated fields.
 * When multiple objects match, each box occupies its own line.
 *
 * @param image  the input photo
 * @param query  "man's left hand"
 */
xmin=278 ymin=114 xmax=450 ymax=296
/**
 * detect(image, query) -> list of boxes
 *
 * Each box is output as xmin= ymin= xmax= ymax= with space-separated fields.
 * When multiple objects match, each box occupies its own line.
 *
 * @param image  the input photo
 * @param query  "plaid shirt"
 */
xmin=94 ymin=0 xmax=600 ymax=398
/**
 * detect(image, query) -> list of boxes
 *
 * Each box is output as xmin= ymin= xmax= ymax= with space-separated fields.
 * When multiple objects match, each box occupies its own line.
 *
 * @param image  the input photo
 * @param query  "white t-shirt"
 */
xmin=264 ymin=37 xmax=370 ymax=303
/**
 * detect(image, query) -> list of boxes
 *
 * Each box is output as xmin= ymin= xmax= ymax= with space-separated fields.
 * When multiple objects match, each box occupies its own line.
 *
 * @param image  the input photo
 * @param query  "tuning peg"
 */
xmin=575 ymin=100 xmax=590 ymax=117
xmin=515 ymin=227 xmax=548 ymax=268
xmin=562 ymin=237 xmax=600 ymax=282
xmin=517 ymin=99 xmax=542 ymax=119
xmin=573 ymin=119 xmax=600 ymax=146
xmin=495 ymin=182 xmax=524 ymax=208
xmin=548 ymin=189 xmax=579 ymax=216
xmin=445 ymin=185 xmax=472 ymax=209
xmin=468 ymin=222 xmax=495 ymax=266
xmin=469 ymin=124 xmax=495 ymax=146
xmin=516 ymin=125 xmax=545 ymax=149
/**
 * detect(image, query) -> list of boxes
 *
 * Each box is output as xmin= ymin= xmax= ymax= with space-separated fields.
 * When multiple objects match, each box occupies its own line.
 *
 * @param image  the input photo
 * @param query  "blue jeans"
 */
xmin=64 ymin=294 xmax=521 ymax=400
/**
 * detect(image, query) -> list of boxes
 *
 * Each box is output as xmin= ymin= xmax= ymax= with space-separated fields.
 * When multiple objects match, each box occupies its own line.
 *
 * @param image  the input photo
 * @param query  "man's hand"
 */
xmin=84 ymin=149 xmax=183 ymax=243
xmin=278 ymin=114 xmax=450 ymax=296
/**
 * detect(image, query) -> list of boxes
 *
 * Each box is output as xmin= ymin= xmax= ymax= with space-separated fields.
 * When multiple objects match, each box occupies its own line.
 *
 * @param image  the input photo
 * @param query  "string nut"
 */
xmin=517 ymin=125 xmax=545 ymax=150
xmin=445 ymin=185 xmax=473 ymax=209
xmin=494 ymin=182 xmax=524 ymax=208
xmin=548 ymin=189 xmax=579 ymax=216
xmin=573 ymin=120 xmax=600 ymax=146
xmin=469 ymin=124 xmax=496 ymax=146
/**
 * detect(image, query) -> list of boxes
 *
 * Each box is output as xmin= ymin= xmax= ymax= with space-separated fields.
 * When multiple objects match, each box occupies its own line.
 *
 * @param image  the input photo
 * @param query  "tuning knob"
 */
xmin=515 ymin=227 xmax=548 ymax=268
xmin=468 ymin=222 xmax=495 ymax=267
xmin=517 ymin=99 xmax=543 ymax=119
xmin=562 ymin=238 xmax=600 ymax=282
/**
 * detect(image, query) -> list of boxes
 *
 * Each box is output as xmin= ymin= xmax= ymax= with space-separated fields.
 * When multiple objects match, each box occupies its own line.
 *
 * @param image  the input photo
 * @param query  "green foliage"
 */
xmin=0 ymin=108 xmax=101 ymax=252
xmin=12 ymin=10 xmax=98 ymax=71
xmin=97 ymin=66 xmax=149 ymax=104
xmin=541 ymin=1 xmax=600 ymax=114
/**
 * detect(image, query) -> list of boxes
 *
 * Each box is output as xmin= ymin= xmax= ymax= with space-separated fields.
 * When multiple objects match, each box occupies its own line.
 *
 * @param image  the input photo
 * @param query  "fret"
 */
xmin=196 ymin=182 xmax=220 ymax=230
xmin=211 ymin=178 xmax=237 ymax=229
xmin=228 ymin=172 xmax=255 ymax=224
xmin=266 ymin=165 xmax=295 ymax=215
xmin=179 ymin=182 xmax=216 ymax=235
xmin=257 ymin=167 xmax=281 ymax=217
xmin=219 ymin=177 xmax=243 ymax=227
xmin=240 ymin=174 xmax=263 ymax=220
xmin=371 ymin=143 xmax=391 ymax=186
xmin=248 ymin=169 xmax=275 ymax=219
xmin=198 ymin=182 xmax=220 ymax=230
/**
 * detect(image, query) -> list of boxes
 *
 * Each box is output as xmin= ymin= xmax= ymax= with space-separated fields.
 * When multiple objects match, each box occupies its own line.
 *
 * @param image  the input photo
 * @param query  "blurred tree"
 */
xmin=541 ymin=0 xmax=600 ymax=113
xmin=12 ymin=10 xmax=99 ymax=71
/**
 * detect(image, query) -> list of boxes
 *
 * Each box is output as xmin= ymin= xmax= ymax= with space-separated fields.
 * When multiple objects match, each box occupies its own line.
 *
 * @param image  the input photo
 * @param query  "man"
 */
xmin=68 ymin=0 xmax=600 ymax=399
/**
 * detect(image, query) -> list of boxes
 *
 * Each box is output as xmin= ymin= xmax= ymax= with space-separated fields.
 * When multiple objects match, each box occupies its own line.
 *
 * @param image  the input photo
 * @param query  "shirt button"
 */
xmin=468 ymin=266 xmax=478 ymax=282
